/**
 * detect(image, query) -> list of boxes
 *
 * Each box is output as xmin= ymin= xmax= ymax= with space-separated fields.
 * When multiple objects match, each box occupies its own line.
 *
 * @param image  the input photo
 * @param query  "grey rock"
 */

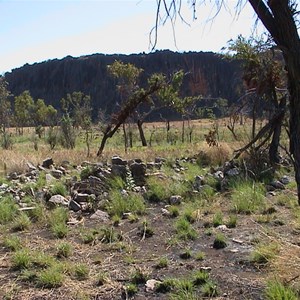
xmin=130 ymin=162 xmax=146 ymax=186
xmin=73 ymin=176 xmax=108 ymax=196
xmin=169 ymin=195 xmax=182 ymax=205
xmin=111 ymin=164 xmax=127 ymax=180
xmin=48 ymin=195 xmax=69 ymax=207
xmin=213 ymin=170 xmax=224 ymax=180
xmin=51 ymin=169 xmax=63 ymax=179
xmin=226 ymin=167 xmax=240 ymax=177
xmin=90 ymin=209 xmax=110 ymax=222
xmin=45 ymin=173 xmax=56 ymax=184
xmin=145 ymin=279 xmax=161 ymax=292
xmin=266 ymin=184 xmax=276 ymax=192
xmin=42 ymin=157 xmax=53 ymax=168
xmin=270 ymin=180 xmax=285 ymax=190
xmin=279 ymin=175 xmax=290 ymax=185
xmin=154 ymin=157 xmax=166 ymax=164
xmin=111 ymin=156 xmax=127 ymax=166
xmin=8 ymin=172 xmax=19 ymax=180
xmin=69 ymin=199 xmax=81 ymax=212
xmin=26 ymin=162 xmax=37 ymax=171
xmin=74 ymin=193 xmax=91 ymax=203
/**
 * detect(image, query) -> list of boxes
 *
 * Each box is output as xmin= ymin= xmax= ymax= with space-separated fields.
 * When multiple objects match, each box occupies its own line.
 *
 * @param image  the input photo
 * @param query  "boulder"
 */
xmin=130 ymin=162 xmax=146 ymax=186
xmin=111 ymin=156 xmax=127 ymax=166
xmin=90 ymin=209 xmax=110 ymax=222
xmin=69 ymin=199 xmax=81 ymax=212
xmin=48 ymin=195 xmax=69 ymax=207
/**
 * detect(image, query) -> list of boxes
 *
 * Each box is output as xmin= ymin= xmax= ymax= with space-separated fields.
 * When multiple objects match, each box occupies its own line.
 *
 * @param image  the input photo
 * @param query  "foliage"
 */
xmin=11 ymin=249 xmax=32 ymax=270
xmin=56 ymin=242 xmax=72 ymax=258
xmin=59 ymin=114 xmax=76 ymax=149
xmin=37 ymin=266 xmax=64 ymax=288
xmin=175 ymin=217 xmax=197 ymax=241
xmin=3 ymin=235 xmax=22 ymax=251
xmin=12 ymin=213 xmax=31 ymax=231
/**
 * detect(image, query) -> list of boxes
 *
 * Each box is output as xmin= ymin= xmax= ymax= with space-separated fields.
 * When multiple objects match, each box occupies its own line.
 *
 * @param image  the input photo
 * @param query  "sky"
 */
xmin=0 ymin=0 xmax=264 ymax=75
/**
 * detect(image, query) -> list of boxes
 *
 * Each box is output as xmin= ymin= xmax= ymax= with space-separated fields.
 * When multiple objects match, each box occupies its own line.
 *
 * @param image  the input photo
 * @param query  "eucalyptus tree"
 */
xmin=154 ymin=0 xmax=300 ymax=202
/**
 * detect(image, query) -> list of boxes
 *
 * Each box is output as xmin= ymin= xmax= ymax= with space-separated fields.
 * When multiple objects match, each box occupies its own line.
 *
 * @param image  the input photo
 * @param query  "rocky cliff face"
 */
xmin=5 ymin=50 xmax=242 ymax=120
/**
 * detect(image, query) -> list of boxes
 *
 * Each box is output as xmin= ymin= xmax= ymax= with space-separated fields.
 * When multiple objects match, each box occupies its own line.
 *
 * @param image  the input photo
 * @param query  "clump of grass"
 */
xmin=11 ymin=249 xmax=32 ymax=270
xmin=12 ymin=213 xmax=31 ymax=231
xmin=99 ymin=226 xmax=122 ymax=243
xmin=212 ymin=211 xmax=223 ymax=227
xmin=168 ymin=205 xmax=180 ymax=218
xmin=192 ymin=270 xmax=209 ymax=286
xmin=0 ymin=196 xmax=18 ymax=224
xmin=145 ymin=176 xmax=172 ymax=202
xmin=250 ymin=242 xmax=280 ymax=265
xmin=56 ymin=242 xmax=72 ymax=258
xmin=213 ymin=233 xmax=227 ymax=249
xmin=111 ymin=214 xmax=121 ymax=226
xmin=27 ymin=202 xmax=46 ymax=223
xmin=107 ymin=191 xmax=145 ymax=217
xmin=155 ymin=256 xmax=169 ymax=269
xmin=73 ymin=263 xmax=89 ymax=280
xmin=80 ymin=228 xmax=98 ymax=244
xmin=175 ymin=217 xmax=197 ymax=241
xmin=265 ymin=279 xmax=298 ymax=300
xmin=50 ymin=181 xmax=68 ymax=197
xmin=156 ymin=278 xmax=177 ymax=293
xmin=182 ymin=207 xmax=196 ymax=223
xmin=195 ymin=251 xmax=206 ymax=261
xmin=130 ymin=267 xmax=149 ymax=284
xmin=3 ymin=235 xmax=22 ymax=251
xmin=48 ymin=207 xmax=69 ymax=238
xmin=33 ymin=252 xmax=55 ymax=269
xmin=179 ymin=248 xmax=192 ymax=259
xmin=37 ymin=266 xmax=64 ymax=288
xmin=231 ymin=180 xmax=266 ymax=214
xmin=125 ymin=283 xmax=138 ymax=297
xmin=201 ymin=280 xmax=219 ymax=297
xmin=51 ymin=223 xmax=68 ymax=239
xmin=226 ymin=214 xmax=237 ymax=228
xmin=96 ymin=272 xmax=109 ymax=286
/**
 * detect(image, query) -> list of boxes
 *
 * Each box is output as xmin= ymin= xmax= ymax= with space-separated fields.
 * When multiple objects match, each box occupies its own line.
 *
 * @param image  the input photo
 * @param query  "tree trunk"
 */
xmin=249 ymin=0 xmax=300 ymax=203
xmin=137 ymin=119 xmax=147 ymax=146
xmin=269 ymin=97 xmax=286 ymax=164
xmin=181 ymin=119 xmax=185 ymax=143
xmin=123 ymin=123 xmax=128 ymax=153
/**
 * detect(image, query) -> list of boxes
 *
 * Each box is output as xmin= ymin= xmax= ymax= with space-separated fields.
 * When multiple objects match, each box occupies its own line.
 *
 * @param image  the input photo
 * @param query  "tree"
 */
xmin=226 ymin=35 xmax=287 ymax=164
xmin=0 ymin=77 xmax=12 ymax=133
xmin=155 ymin=0 xmax=300 ymax=203
xmin=14 ymin=90 xmax=34 ymax=135
xmin=61 ymin=91 xmax=91 ymax=129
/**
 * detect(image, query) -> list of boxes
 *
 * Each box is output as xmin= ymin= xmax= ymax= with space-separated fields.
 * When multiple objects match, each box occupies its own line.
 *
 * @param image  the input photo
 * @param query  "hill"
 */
xmin=5 ymin=50 xmax=242 ymax=120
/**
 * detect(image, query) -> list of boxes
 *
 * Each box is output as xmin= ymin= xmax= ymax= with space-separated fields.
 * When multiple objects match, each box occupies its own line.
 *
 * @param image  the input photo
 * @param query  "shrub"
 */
xmin=126 ymin=283 xmax=138 ymax=297
xmin=212 ymin=211 xmax=223 ymax=227
xmin=155 ymin=257 xmax=169 ymax=269
xmin=201 ymin=280 xmax=219 ymax=297
xmin=192 ymin=270 xmax=209 ymax=286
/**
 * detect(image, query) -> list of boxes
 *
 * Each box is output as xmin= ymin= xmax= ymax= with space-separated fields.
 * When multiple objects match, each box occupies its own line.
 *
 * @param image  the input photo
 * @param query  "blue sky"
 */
xmin=0 ymin=0 xmax=263 ymax=74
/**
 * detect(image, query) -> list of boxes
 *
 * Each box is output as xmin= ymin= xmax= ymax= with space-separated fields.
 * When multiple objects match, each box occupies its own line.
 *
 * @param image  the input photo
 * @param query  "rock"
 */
xmin=266 ymin=184 xmax=276 ymax=192
xmin=213 ymin=170 xmax=224 ymax=180
xmin=48 ymin=195 xmax=69 ymax=207
xmin=8 ymin=172 xmax=19 ymax=180
xmin=42 ymin=157 xmax=53 ymax=168
xmin=69 ymin=199 xmax=81 ymax=212
xmin=169 ymin=195 xmax=182 ymax=205
xmin=73 ymin=176 xmax=108 ymax=196
xmin=194 ymin=175 xmax=205 ymax=191
xmin=74 ymin=193 xmax=92 ymax=203
xmin=145 ymin=279 xmax=162 ymax=292
xmin=111 ymin=164 xmax=127 ymax=180
xmin=51 ymin=169 xmax=63 ymax=179
xmin=26 ymin=162 xmax=37 ymax=171
xmin=45 ymin=173 xmax=56 ymax=184
xmin=90 ymin=209 xmax=110 ymax=222
xmin=279 ymin=175 xmax=290 ymax=185
xmin=270 ymin=180 xmax=285 ymax=190
xmin=155 ymin=157 xmax=166 ymax=164
xmin=130 ymin=162 xmax=146 ymax=186
xmin=161 ymin=208 xmax=171 ymax=216
xmin=216 ymin=225 xmax=229 ymax=231
xmin=226 ymin=167 xmax=240 ymax=177
xmin=111 ymin=156 xmax=127 ymax=166
xmin=266 ymin=191 xmax=277 ymax=197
